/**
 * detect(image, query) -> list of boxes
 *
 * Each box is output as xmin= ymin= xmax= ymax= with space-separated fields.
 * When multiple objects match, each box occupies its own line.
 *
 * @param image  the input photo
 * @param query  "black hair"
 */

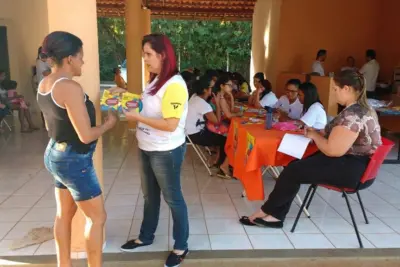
xmin=259 ymin=79 xmax=273 ymax=99
xmin=205 ymin=69 xmax=219 ymax=79
xmin=286 ymin=79 xmax=301 ymax=88
xmin=41 ymin=31 xmax=83 ymax=66
xmin=113 ymin=67 xmax=120 ymax=74
xmin=193 ymin=75 xmax=213 ymax=96
xmin=316 ymin=49 xmax=327 ymax=59
xmin=366 ymin=49 xmax=376 ymax=60
xmin=253 ymin=72 xmax=265 ymax=82
xmin=299 ymin=82 xmax=321 ymax=113
xmin=214 ymin=74 xmax=232 ymax=93
xmin=1 ymin=80 xmax=17 ymax=90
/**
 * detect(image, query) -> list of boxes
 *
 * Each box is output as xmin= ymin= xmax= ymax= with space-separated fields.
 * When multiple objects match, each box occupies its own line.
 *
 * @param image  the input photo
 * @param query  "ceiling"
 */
xmin=97 ymin=0 xmax=257 ymax=21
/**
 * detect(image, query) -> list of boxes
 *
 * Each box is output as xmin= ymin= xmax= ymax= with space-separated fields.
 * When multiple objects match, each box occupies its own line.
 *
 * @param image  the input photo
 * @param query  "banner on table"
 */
xmin=245 ymin=132 xmax=255 ymax=164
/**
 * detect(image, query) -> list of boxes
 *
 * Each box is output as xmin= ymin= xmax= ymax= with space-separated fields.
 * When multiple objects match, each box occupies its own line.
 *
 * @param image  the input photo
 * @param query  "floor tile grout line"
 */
xmin=190 ymin=149 xmax=213 ymax=250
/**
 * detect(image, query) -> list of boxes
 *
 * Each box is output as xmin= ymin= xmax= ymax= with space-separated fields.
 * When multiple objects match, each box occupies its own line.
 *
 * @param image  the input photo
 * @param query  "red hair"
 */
xmin=142 ymin=34 xmax=178 ymax=95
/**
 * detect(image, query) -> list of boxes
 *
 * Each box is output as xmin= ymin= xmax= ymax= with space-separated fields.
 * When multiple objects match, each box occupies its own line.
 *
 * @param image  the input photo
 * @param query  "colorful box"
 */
xmin=100 ymin=90 xmax=120 ymax=111
xmin=120 ymin=92 xmax=142 ymax=113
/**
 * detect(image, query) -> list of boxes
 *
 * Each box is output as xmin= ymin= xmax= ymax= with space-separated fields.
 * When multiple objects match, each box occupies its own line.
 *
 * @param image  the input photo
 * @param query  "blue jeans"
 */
xmin=138 ymin=144 xmax=189 ymax=250
xmin=44 ymin=139 xmax=101 ymax=202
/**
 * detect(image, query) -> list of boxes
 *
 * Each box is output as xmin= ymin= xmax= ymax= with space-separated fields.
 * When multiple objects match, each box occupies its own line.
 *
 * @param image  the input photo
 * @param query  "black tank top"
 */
xmin=37 ymin=78 xmax=97 ymax=153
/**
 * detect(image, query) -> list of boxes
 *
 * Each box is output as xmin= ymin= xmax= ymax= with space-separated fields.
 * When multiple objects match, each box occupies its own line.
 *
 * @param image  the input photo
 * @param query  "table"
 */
xmin=225 ymin=114 xmax=318 ymax=201
xmin=378 ymin=114 xmax=400 ymax=164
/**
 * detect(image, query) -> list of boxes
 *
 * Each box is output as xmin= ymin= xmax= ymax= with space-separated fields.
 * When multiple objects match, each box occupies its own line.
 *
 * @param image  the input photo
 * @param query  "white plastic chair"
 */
xmin=186 ymin=133 xmax=213 ymax=176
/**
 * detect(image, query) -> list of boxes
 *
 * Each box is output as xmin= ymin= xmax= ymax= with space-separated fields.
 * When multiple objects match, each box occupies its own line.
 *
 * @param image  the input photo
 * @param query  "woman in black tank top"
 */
xmin=37 ymin=31 xmax=117 ymax=267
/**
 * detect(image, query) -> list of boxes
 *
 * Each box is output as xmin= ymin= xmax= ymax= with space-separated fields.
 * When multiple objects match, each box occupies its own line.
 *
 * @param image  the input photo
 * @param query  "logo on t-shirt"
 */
xmin=171 ymin=102 xmax=181 ymax=109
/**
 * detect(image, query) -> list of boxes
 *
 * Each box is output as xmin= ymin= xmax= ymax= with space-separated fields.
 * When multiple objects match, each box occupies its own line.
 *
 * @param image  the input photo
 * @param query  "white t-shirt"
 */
xmin=274 ymin=95 xmax=303 ymax=119
xmin=259 ymin=91 xmax=278 ymax=108
xmin=300 ymin=102 xmax=327 ymax=130
xmin=36 ymin=59 xmax=50 ymax=83
xmin=360 ymin=59 xmax=380 ymax=92
xmin=136 ymin=75 xmax=189 ymax=151
xmin=185 ymin=94 xmax=213 ymax=135
xmin=312 ymin=61 xmax=325 ymax=76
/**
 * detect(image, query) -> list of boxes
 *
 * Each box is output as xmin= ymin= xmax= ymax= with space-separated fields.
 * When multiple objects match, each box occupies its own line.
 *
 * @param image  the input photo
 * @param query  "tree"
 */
xmin=98 ymin=18 xmax=252 ymax=81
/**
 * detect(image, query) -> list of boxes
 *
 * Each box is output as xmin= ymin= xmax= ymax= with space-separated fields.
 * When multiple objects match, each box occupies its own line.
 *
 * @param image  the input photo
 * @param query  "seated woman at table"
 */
xmin=239 ymin=70 xmax=382 ymax=228
xmin=232 ymin=72 xmax=250 ymax=100
xmin=248 ymin=72 xmax=266 ymax=106
xmin=212 ymin=74 xmax=241 ymax=120
xmin=287 ymin=82 xmax=327 ymax=130
xmin=253 ymin=80 xmax=278 ymax=109
xmin=274 ymin=79 xmax=303 ymax=120
xmin=186 ymin=75 xmax=232 ymax=178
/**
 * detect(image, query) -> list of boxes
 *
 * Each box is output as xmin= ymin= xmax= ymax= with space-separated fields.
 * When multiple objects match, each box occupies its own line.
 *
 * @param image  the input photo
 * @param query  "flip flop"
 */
xmin=239 ymin=216 xmax=256 ymax=226
xmin=217 ymin=169 xmax=232 ymax=179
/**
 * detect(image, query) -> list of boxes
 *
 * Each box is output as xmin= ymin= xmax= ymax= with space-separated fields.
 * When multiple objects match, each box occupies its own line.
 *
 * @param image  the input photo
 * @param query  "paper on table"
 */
xmin=278 ymin=133 xmax=312 ymax=159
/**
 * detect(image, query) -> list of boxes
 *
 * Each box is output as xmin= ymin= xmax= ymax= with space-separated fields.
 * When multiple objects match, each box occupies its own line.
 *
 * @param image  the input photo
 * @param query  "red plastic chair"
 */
xmin=290 ymin=137 xmax=395 ymax=248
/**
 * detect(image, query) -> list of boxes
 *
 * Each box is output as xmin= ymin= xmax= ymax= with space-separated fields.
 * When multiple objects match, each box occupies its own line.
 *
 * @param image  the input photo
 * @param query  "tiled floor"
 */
xmin=1 ymin=117 xmax=400 ymax=257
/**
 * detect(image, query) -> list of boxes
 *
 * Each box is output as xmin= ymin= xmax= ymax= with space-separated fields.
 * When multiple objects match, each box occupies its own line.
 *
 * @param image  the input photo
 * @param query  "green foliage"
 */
xmin=98 ymin=18 xmax=252 ymax=81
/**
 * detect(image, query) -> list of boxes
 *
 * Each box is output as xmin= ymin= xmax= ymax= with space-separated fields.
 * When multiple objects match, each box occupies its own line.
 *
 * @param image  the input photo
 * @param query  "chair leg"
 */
xmin=356 ymin=191 xmax=369 ymax=224
xmin=343 ymin=192 xmax=364 ymax=248
xmin=291 ymin=184 xmax=314 ymax=232
xmin=306 ymin=186 xmax=317 ymax=210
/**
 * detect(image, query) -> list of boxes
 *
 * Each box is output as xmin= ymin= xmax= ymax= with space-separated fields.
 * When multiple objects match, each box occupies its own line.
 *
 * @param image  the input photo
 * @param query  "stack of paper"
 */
xmin=278 ymin=133 xmax=312 ymax=159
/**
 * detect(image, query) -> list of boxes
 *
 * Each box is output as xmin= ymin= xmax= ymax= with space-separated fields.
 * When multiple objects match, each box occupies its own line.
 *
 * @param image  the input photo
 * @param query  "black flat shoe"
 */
xmin=120 ymin=239 xmax=152 ymax=252
xmin=239 ymin=216 xmax=256 ymax=226
xmin=253 ymin=218 xmax=283 ymax=228
xmin=165 ymin=249 xmax=189 ymax=267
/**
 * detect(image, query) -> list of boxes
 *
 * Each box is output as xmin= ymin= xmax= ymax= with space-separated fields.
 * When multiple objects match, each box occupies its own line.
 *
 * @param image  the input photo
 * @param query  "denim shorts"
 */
xmin=44 ymin=139 xmax=102 ymax=202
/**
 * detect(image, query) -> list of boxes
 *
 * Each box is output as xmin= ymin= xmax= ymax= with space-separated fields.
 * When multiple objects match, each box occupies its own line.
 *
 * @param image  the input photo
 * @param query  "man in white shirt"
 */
xmin=359 ymin=49 xmax=380 ymax=99
xmin=311 ymin=49 xmax=327 ymax=76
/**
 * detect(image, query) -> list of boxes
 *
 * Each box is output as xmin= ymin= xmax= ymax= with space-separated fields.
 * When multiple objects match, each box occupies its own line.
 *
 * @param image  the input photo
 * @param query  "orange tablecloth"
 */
xmin=225 ymin=115 xmax=318 ymax=201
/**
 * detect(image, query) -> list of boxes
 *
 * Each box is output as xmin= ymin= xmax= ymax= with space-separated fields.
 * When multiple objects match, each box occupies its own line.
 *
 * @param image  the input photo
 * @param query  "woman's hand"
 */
xmin=123 ymin=108 xmax=141 ymax=121
xmin=104 ymin=110 xmax=118 ymax=130
xmin=304 ymin=126 xmax=319 ymax=139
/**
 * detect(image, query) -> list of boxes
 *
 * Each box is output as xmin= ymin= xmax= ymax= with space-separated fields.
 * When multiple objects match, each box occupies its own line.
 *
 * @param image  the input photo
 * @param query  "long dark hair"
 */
xmin=334 ymin=70 xmax=370 ymax=111
xmin=214 ymin=74 xmax=232 ymax=93
xmin=193 ymin=75 xmax=213 ymax=97
xmin=299 ymin=82 xmax=321 ymax=113
xmin=259 ymin=79 xmax=272 ymax=99
xmin=41 ymin=31 xmax=83 ymax=66
xmin=142 ymin=34 xmax=179 ymax=95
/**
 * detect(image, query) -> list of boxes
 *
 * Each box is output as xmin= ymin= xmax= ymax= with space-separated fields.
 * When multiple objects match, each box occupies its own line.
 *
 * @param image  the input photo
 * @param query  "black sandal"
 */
xmin=217 ymin=169 xmax=232 ymax=179
xmin=239 ymin=216 xmax=256 ymax=226
xmin=253 ymin=218 xmax=283 ymax=228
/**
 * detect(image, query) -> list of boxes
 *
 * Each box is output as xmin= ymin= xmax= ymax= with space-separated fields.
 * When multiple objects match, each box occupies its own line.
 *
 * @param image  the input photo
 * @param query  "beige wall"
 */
xmin=0 ymin=0 xmax=48 ymax=106
xmin=250 ymin=0 xmax=282 ymax=91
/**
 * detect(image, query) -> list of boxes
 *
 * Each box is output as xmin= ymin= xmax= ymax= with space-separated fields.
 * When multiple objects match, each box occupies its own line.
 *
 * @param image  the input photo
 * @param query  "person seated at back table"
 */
xmin=186 ymin=75 xmax=232 ymax=178
xmin=283 ymin=82 xmax=327 ymax=130
xmin=239 ymin=69 xmax=382 ymax=228
xmin=253 ymin=80 xmax=278 ymax=109
xmin=274 ymin=79 xmax=303 ymax=120
xmin=0 ymin=79 xmax=38 ymax=132
xmin=231 ymin=72 xmax=250 ymax=100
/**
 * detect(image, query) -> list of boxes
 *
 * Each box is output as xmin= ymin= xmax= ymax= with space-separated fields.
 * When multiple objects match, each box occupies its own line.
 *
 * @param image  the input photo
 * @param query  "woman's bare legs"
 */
xmin=77 ymin=195 xmax=106 ymax=267
xmin=54 ymin=188 xmax=78 ymax=267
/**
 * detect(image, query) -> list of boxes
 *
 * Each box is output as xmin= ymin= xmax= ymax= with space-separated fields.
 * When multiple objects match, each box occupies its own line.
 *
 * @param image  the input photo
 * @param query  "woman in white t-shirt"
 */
xmin=254 ymin=80 xmax=278 ymax=108
xmin=274 ymin=79 xmax=303 ymax=120
xmin=185 ymin=75 xmax=231 ymax=178
xmin=297 ymin=82 xmax=327 ymax=130
xmin=121 ymin=34 xmax=189 ymax=267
